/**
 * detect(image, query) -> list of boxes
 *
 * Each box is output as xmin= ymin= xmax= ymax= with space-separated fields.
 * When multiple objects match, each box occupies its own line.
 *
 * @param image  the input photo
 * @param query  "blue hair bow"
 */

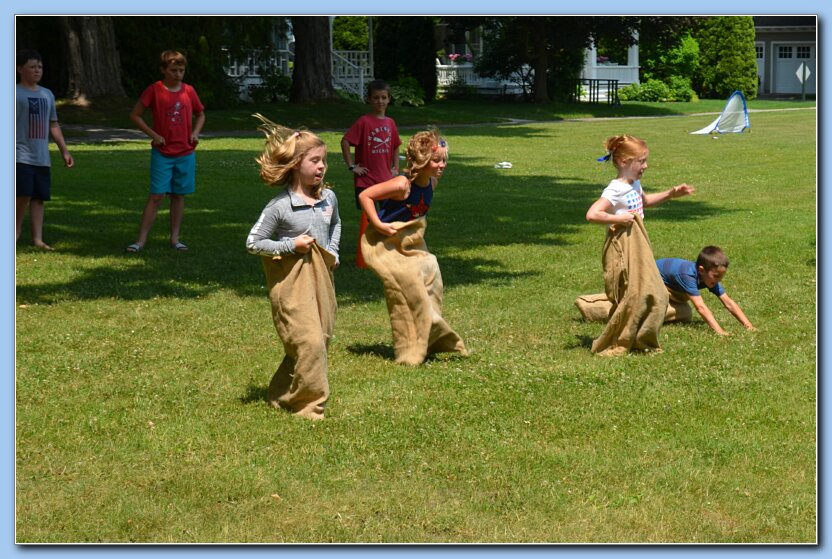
xmin=596 ymin=153 xmax=611 ymax=162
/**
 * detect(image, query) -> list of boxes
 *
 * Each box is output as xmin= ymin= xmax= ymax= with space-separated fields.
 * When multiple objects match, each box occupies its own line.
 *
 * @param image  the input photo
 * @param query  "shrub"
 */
xmin=248 ymin=66 xmax=291 ymax=103
xmin=618 ymin=83 xmax=641 ymax=101
xmin=695 ymin=16 xmax=758 ymax=99
xmin=374 ymin=17 xmax=437 ymax=102
xmin=335 ymin=89 xmax=363 ymax=103
xmin=666 ymin=75 xmax=698 ymax=102
xmin=619 ymin=79 xmax=672 ymax=102
xmin=442 ymin=76 xmax=478 ymax=101
xmin=389 ymin=76 xmax=425 ymax=107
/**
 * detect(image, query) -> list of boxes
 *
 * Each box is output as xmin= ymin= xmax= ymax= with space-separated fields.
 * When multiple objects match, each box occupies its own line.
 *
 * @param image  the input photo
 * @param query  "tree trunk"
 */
xmin=289 ymin=16 xmax=338 ymax=103
xmin=531 ymin=18 xmax=549 ymax=103
xmin=58 ymin=16 xmax=125 ymax=102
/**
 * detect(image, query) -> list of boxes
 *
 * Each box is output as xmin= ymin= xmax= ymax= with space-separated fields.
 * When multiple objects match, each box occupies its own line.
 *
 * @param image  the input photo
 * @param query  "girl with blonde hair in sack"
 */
xmin=358 ymin=128 xmax=467 ymax=365
xmin=246 ymin=114 xmax=341 ymax=419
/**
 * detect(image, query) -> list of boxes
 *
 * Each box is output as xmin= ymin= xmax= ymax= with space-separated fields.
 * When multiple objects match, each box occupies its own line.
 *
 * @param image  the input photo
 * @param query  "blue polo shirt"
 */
xmin=656 ymin=258 xmax=725 ymax=297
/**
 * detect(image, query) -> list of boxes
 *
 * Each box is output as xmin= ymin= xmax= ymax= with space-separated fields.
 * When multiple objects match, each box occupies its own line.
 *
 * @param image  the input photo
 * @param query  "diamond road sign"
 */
xmin=796 ymin=63 xmax=811 ymax=84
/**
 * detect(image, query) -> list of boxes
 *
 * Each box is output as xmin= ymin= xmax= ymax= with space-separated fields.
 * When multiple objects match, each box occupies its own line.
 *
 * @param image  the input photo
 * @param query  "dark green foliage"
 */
xmin=619 ymin=79 xmax=671 ymax=102
xmin=475 ymin=16 xmax=643 ymax=103
xmin=112 ymin=16 xmax=280 ymax=109
xmin=695 ymin=16 xmax=758 ymax=99
xmin=474 ymin=18 xmax=537 ymax=99
xmin=620 ymin=78 xmax=696 ymax=103
xmin=373 ymin=17 xmax=437 ymax=103
xmin=441 ymin=76 xmax=478 ymax=101
xmin=544 ymin=35 xmax=588 ymax=102
xmin=617 ymin=18 xmax=702 ymax=103
xmin=641 ymin=32 xmax=700 ymax=83
xmin=389 ymin=76 xmax=426 ymax=107
xmin=248 ymin=66 xmax=291 ymax=103
xmin=332 ymin=16 xmax=368 ymax=51
xmin=15 ymin=15 xmax=283 ymax=106
xmin=666 ymin=75 xmax=697 ymax=102
xmin=15 ymin=16 xmax=66 ymax=95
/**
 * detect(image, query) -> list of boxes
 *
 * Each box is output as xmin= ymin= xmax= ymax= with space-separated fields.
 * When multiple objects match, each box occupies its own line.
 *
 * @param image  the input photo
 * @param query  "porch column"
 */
xmin=627 ymin=31 xmax=639 ymax=84
xmin=368 ymin=16 xmax=374 ymax=75
xmin=583 ymin=41 xmax=596 ymax=79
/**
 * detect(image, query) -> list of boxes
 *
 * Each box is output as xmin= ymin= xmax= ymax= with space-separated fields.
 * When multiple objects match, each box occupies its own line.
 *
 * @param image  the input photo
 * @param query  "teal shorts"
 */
xmin=150 ymin=150 xmax=196 ymax=195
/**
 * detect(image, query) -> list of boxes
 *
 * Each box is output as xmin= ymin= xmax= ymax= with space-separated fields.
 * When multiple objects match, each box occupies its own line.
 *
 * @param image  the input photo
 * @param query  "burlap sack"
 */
xmin=576 ymin=287 xmax=693 ymax=326
xmin=361 ymin=218 xmax=467 ymax=365
xmin=590 ymin=215 xmax=669 ymax=356
xmin=261 ymin=244 xmax=337 ymax=420
xmin=664 ymin=289 xmax=693 ymax=323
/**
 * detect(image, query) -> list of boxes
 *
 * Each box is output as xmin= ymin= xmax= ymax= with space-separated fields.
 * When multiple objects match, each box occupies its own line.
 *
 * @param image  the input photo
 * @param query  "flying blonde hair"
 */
xmin=253 ymin=113 xmax=328 ymax=197
xmin=404 ymin=128 xmax=447 ymax=178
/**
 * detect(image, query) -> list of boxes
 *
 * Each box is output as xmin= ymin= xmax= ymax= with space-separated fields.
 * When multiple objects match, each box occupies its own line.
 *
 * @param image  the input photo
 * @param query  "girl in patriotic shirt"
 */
xmin=358 ymin=129 xmax=444 ymax=235
xmin=585 ymin=134 xmax=695 ymax=227
xmin=358 ymin=129 xmax=467 ymax=365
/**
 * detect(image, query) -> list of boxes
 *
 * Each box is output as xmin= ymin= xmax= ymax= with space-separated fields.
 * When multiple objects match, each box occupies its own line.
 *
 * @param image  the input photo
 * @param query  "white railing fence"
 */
xmin=225 ymin=48 xmax=293 ymax=102
xmin=436 ymin=63 xmax=525 ymax=96
xmin=226 ymin=50 xmax=632 ymax=101
xmin=584 ymin=65 xmax=640 ymax=84
xmin=331 ymin=50 xmax=372 ymax=98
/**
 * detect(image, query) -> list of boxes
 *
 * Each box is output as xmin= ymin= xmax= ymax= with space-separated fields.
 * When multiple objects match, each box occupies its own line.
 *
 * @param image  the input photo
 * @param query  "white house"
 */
xmin=753 ymin=16 xmax=816 ymax=97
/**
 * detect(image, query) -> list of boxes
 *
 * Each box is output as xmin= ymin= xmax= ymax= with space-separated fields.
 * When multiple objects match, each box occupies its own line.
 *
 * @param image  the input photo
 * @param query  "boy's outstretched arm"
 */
xmin=718 ymin=293 xmax=756 ymax=331
xmin=688 ymin=294 xmax=730 ymax=336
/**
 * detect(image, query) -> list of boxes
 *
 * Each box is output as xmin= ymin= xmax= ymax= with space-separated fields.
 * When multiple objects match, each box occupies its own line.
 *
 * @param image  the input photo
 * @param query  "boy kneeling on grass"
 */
xmin=657 ymin=246 xmax=756 ymax=336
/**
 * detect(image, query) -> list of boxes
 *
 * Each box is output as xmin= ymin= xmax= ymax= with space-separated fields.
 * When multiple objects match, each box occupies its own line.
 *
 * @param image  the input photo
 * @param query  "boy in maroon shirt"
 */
xmin=341 ymin=79 xmax=401 ymax=267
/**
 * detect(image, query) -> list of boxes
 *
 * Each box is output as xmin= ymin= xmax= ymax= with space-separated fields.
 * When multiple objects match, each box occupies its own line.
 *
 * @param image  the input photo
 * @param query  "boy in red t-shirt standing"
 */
xmin=340 ymin=79 xmax=401 ymax=267
xmin=126 ymin=50 xmax=205 ymax=253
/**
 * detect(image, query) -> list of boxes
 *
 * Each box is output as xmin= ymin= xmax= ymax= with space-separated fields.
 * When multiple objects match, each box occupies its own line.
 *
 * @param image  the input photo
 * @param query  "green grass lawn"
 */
xmin=57 ymin=95 xmax=818 ymax=132
xmin=15 ymin=105 xmax=816 ymax=542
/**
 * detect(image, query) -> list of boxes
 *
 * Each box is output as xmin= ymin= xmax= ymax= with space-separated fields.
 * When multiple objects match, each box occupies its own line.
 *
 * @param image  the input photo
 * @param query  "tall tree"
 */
xmin=16 ymin=15 xmax=125 ymax=99
xmin=374 ymin=17 xmax=437 ymax=102
xmin=289 ymin=16 xmax=338 ymax=103
xmin=695 ymin=16 xmax=758 ymax=99
xmin=113 ymin=16 xmax=276 ymax=108
xmin=58 ymin=16 xmax=126 ymax=100
xmin=476 ymin=16 xmax=695 ymax=103
xmin=332 ymin=16 xmax=368 ymax=50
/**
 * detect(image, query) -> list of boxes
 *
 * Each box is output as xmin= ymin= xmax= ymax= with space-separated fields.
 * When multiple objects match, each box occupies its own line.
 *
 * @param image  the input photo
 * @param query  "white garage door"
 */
xmin=773 ymin=43 xmax=816 ymax=95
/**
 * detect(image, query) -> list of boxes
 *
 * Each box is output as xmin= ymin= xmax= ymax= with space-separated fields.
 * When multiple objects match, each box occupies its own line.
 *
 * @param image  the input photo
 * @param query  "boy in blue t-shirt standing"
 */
xmin=657 ymin=246 xmax=756 ymax=336
xmin=16 ymin=49 xmax=74 ymax=250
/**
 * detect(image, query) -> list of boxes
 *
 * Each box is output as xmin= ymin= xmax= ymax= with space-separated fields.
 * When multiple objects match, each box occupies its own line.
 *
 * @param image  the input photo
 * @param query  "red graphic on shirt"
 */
xmin=407 ymin=196 xmax=430 ymax=218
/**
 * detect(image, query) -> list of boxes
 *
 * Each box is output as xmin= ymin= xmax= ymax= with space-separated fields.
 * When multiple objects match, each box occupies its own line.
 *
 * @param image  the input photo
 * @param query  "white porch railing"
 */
xmin=225 ymin=48 xmax=293 ymax=102
xmin=581 ymin=64 xmax=639 ymax=84
xmin=436 ymin=63 xmax=525 ymax=95
xmin=331 ymin=50 xmax=372 ymax=98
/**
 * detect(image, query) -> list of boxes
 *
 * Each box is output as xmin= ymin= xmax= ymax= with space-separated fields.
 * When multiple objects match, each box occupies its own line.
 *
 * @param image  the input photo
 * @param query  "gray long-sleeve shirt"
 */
xmin=246 ymin=187 xmax=341 ymax=262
